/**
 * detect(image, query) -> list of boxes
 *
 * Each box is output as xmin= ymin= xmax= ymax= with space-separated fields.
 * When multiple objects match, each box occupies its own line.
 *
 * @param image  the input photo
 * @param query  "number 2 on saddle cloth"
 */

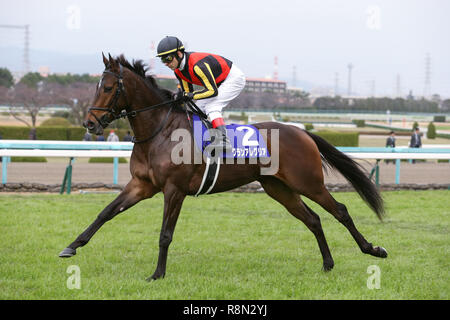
xmin=191 ymin=114 xmax=270 ymax=159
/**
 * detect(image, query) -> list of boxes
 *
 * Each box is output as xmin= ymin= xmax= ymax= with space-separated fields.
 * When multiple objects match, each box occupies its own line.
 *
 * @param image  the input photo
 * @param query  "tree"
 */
xmin=427 ymin=122 xmax=436 ymax=139
xmin=52 ymin=82 xmax=96 ymax=126
xmin=0 ymin=67 xmax=14 ymax=88
xmin=8 ymin=82 xmax=55 ymax=128
xmin=442 ymin=99 xmax=450 ymax=112
xmin=19 ymin=72 xmax=44 ymax=88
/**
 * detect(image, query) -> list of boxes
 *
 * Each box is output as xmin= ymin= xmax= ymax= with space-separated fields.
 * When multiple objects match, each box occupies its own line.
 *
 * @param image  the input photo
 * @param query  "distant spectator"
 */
xmin=83 ymin=130 xmax=92 ymax=141
xmin=386 ymin=131 xmax=396 ymax=148
xmin=29 ymin=128 xmax=37 ymax=140
xmin=409 ymin=127 xmax=422 ymax=164
xmin=385 ymin=131 xmax=396 ymax=164
xmin=96 ymin=134 xmax=105 ymax=142
xmin=123 ymin=131 xmax=133 ymax=142
xmin=107 ymin=130 xmax=119 ymax=142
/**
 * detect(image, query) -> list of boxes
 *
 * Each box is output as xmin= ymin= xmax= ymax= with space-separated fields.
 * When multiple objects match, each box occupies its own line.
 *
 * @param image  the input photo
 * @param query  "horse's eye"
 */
xmin=104 ymin=86 xmax=113 ymax=93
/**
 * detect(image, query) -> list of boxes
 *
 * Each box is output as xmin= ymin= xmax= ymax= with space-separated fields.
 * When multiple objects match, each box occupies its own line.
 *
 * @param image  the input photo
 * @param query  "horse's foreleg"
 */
xmin=147 ymin=187 xmax=185 ymax=281
xmin=59 ymin=179 xmax=158 ymax=258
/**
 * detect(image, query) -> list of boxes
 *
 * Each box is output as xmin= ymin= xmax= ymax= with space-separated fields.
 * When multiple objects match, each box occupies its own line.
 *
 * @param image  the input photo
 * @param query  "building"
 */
xmin=153 ymin=75 xmax=287 ymax=93
xmin=244 ymin=78 xmax=286 ymax=93
xmin=38 ymin=66 xmax=50 ymax=77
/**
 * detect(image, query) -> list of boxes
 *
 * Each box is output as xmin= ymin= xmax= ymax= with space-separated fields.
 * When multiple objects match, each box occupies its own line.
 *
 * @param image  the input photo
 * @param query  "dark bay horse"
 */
xmin=59 ymin=54 xmax=387 ymax=281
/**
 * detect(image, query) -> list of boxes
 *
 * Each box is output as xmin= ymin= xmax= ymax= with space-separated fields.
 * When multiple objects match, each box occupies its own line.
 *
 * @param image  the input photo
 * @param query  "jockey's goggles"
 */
xmin=161 ymin=54 xmax=175 ymax=64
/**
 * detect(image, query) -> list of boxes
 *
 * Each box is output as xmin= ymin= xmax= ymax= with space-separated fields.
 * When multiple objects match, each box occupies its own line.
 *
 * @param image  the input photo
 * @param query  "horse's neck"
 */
xmin=128 ymin=82 xmax=181 ymax=142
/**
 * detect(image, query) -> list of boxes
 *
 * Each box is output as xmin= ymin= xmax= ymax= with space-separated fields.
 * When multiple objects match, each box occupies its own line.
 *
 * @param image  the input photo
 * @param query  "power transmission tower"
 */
xmin=395 ymin=73 xmax=401 ymax=97
xmin=370 ymin=79 xmax=376 ymax=97
xmin=334 ymin=72 xmax=339 ymax=96
xmin=423 ymin=52 xmax=431 ymax=98
xmin=292 ymin=65 xmax=297 ymax=87
xmin=273 ymin=56 xmax=278 ymax=80
xmin=0 ymin=24 xmax=30 ymax=74
xmin=347 ymin=63 xmax=353 ymax=96
xmin=149 ymin=40 xmax=155 ymax=73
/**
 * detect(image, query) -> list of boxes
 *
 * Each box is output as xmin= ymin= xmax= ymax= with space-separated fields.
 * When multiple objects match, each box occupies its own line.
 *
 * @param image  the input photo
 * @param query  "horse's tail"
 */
xmin=305 ymin=130 xmax=385 ymax=220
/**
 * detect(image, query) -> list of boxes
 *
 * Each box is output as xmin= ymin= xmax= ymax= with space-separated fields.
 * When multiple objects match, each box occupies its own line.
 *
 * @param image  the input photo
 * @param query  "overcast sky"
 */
xmin=1 ymin=0 xmax=449 ymax=97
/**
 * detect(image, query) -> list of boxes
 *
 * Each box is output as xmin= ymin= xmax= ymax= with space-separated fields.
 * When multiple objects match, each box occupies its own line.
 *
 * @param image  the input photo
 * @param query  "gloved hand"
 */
xmin=175 ymin=91 xmax=194 ymax=102
xmin=182 ymin=92 xmax=194 ymax=101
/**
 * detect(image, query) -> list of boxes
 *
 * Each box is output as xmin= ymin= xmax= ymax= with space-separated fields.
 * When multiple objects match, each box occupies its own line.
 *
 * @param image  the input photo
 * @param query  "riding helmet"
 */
xmin=156 ymin=36 xmax=184 ymax=57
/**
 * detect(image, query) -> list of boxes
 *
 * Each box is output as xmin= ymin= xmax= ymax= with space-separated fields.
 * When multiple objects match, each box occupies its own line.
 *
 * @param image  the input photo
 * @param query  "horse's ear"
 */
xmin=108 ymin=53 xmax=119 ymax=71
xmin=102 ymin=52 xmax=109 ymax=68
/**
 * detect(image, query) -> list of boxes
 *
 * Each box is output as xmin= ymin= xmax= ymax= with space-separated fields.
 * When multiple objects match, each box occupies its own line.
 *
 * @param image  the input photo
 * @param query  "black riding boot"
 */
xmin=209 ymin=125 xmax=232 ymax=155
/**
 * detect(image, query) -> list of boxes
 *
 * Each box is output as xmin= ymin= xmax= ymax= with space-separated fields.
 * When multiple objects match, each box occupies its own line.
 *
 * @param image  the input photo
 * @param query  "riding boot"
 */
xmin=208 ymin=125 xmax=232 ymax=155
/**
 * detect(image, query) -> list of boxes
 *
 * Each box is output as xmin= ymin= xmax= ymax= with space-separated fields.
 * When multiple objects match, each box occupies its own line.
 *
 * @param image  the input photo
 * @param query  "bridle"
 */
xmin=88 ymin=64 xmax=129 ymax=129
xmin=87 ymin=64 xmax=181 ymax=143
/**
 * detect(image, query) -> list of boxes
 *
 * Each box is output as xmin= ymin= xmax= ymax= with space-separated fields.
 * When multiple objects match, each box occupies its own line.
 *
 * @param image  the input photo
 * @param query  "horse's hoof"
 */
xmin=59 ymin=247 xmax=76 ymax=258
xmin=322 ymin=262 xmax=334 ymax=272
xmin=146 ymin=273 xmax=165 ymax=282
xmin=374 ymin=246 xmax=388 ymax=258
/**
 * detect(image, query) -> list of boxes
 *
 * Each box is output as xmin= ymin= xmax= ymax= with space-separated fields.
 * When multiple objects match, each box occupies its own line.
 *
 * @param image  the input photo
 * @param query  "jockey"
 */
xmin=156 ymin=36 xmax=246 ymax=152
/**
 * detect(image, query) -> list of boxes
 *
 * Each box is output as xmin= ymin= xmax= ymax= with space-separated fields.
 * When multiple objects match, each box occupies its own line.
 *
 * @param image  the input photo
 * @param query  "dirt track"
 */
xmin=1 ymin=160 xmax=449 ymax=186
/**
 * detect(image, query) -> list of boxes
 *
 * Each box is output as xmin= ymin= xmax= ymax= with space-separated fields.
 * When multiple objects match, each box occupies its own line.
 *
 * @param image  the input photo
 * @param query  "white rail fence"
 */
xmin=1 ymin=140 xmax=449 ymax=193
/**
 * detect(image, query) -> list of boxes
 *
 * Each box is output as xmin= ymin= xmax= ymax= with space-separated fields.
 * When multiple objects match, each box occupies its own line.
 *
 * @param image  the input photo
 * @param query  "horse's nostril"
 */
xmin=83 ymin=120 xmax=95 ymax=130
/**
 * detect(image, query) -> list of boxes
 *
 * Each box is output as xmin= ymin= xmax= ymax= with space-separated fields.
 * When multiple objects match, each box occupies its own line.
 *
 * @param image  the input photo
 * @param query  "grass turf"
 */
xmin=0 ymin=190 xmax=448 ymax=299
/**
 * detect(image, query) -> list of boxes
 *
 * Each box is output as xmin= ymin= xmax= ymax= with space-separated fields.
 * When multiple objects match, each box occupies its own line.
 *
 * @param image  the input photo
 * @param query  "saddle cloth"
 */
xmin=192 ymin=115 xmax=270 ymax=158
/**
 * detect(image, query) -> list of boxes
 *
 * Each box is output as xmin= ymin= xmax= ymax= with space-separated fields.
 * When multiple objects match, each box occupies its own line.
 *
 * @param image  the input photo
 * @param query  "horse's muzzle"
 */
xmin=83 ymin=120 xmax=95 ymax=130
xmin=83 ymin=120 xmax=103 ymax=135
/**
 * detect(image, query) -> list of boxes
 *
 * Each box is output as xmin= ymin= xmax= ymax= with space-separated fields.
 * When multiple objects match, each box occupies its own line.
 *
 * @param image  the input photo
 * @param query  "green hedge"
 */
xmin=436 ymin=132 xmax=450 ymax=139
xmin=0 ymin=126 xmax=130 ymax=141
xmin=0 ymin=126 xmax=31 ymax=139
xmin=88 ymin=157 xmax=128 ymax=163
xmin=352 ymin=119 xmax=365 ymax=127
xmin=433 ymin=115 xmax=446 ymax=122
xmin=11 ymin=157 xmax=47 ymax=162
xmin=315 ymin=130 xmax=359 ymax=147
xmin=40 ymin=117 xmax=72 ymax=127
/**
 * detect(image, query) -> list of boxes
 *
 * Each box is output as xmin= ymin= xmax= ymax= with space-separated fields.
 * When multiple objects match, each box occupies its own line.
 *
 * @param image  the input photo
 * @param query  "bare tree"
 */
xmin=7 ymin=82 xmax=56 ymax=128
xmin=52 ymin=82 xmax=96 ymax=126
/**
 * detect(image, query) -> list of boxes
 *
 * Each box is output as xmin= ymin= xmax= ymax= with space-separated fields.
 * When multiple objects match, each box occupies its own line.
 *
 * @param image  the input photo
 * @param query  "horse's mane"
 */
xmin=115 ymin=54 xmax=173 ymax=100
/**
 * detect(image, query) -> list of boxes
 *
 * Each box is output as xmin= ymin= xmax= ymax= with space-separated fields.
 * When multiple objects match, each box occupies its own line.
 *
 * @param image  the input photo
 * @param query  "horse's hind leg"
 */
xmin=59 ymin=178 xmax=158 ymax=258
xmin=258 ymin=176 xmax=334 ymax=271
xmin=305 ymin=187 xmax=387 ymax=258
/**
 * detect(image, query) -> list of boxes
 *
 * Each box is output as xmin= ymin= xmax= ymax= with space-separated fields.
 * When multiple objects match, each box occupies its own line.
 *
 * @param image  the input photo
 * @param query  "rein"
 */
xmin=88 ymin=64 xmax=207 ymax=144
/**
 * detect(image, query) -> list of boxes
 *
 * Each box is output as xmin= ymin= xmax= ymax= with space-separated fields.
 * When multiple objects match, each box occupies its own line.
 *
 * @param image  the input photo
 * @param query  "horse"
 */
xmin=59 ymin=53 xmax=387 ymax=281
